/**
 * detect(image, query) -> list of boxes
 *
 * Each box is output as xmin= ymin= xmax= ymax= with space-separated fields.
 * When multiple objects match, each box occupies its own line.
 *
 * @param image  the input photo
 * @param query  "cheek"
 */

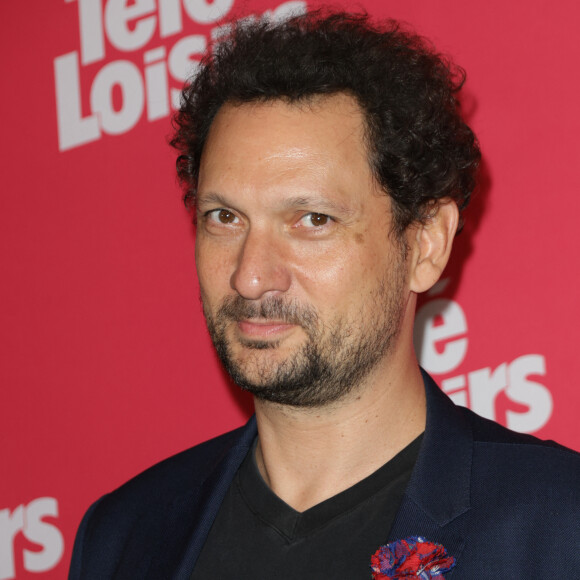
xmin=293 ymin=241 xmax=372 ymax=301
xmin=195 ymin=239 xmax=235 ymax=297
xmin=293 ymin=234 xmax=394 ymax=312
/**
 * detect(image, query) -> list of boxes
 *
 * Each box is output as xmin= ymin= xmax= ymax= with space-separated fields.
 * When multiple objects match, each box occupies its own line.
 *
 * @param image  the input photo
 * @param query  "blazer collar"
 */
xmin=407 ymin=369 xmax=472 ymax=524
xmin=174 ymin=415 xmax=257 ymax=578
xmin=150 ymin=416 xmax=258 ymax=580
xmin=387 ymin=369 xmax=473 ymax=572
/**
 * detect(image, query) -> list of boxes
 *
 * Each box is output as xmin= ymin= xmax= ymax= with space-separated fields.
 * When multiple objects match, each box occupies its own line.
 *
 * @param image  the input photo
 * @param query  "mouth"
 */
xmin=237 ymin=319 xmax=297 ymax=339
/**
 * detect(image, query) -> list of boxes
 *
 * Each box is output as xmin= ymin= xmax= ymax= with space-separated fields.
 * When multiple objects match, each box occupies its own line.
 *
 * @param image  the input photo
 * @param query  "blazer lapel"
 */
xmin=115 ymin=416 xmax=258 ymax=580
xmin=172 ymin=416 xmax=257 ymax=579
xmin=387 ymin=370 xmax=473 ymax=575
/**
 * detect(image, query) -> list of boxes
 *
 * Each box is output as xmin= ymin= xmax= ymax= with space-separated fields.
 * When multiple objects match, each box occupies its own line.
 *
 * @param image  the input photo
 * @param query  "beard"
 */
xmin=202 ymin=263 xmax=407 ymax=408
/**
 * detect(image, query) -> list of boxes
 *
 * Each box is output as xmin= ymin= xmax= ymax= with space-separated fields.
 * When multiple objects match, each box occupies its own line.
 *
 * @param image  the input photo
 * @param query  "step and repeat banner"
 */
xmin=2 ymin=0 xmax=579 ymax=577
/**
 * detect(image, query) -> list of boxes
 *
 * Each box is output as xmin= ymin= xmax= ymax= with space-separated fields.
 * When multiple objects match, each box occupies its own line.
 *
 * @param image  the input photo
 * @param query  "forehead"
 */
xmin=206 ymin=93 xmax=368 ymax=150
xmin=198 ymin=94 xmax=381 ymax=205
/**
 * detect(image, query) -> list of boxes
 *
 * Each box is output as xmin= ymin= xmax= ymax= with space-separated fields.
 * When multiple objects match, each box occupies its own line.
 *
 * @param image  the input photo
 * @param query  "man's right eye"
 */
xmin=206 ymin=209 xmax=239 ymax=224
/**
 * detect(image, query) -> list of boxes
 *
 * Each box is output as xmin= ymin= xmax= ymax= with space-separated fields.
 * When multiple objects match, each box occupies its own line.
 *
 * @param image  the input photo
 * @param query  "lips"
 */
xmin=237 ymin=319 xmax=296 ymax=338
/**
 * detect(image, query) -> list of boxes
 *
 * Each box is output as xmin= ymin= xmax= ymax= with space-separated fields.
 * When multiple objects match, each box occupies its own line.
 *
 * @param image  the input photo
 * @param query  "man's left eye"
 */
xmin=299 ymin=213 xmax=330 ymax=227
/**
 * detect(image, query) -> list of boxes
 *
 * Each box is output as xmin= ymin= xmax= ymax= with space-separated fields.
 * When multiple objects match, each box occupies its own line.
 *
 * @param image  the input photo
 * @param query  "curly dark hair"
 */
xmin=171 ymin=9 xmax=480 ymax=234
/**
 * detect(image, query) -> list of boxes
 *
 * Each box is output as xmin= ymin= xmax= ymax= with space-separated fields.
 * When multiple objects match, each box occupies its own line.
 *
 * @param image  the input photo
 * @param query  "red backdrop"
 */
xmin=2 ymin=1 xmax=579 ymax=578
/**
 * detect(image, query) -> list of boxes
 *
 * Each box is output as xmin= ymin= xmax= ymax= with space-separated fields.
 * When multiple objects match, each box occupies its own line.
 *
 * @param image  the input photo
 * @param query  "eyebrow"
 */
xmin=195 ymin=192 xmax=230 ymax=207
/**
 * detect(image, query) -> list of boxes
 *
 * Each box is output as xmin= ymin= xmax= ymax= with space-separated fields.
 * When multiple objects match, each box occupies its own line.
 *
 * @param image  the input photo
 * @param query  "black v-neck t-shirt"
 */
xmin=191 ymin=434 xmax=422 ymax=579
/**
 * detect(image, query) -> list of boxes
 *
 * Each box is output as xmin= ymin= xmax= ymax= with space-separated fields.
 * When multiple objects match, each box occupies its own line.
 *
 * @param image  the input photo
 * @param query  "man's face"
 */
xmin=195 ymin=94 xmax=411 ymax=407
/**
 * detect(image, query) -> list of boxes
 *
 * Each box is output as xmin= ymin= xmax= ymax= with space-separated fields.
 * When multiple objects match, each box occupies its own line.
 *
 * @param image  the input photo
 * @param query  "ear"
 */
xmin=408 ymin=199 xmax=459 ymax=294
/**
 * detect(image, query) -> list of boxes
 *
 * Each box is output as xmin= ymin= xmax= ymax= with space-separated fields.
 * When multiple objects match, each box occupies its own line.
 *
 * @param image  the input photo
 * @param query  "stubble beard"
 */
xmin=202 ymin=265 xmax=407 ymax=408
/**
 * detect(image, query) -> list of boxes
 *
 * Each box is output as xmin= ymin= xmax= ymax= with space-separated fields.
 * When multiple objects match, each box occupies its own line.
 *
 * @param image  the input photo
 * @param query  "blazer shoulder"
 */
xmin=79 ymin=418 xmax=256 ymax=531
xmin=69 ymin=419 xmax=256 ymax=578
xmin=460 ymin=406 xmax=580 ymax=491
xmin=108 ymin=418 xmax=256 ymax=506
xmin=463 ymin=404 xmax=578 ymax=453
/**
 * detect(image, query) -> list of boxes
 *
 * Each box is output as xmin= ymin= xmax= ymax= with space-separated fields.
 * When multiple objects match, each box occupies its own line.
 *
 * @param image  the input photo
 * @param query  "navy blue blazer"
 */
xmin=69 ymin=371 xmax=580 ymax=578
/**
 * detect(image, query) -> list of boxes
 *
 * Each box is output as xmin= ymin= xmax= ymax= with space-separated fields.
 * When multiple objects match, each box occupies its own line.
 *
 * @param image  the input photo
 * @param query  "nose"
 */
xmin=230 ymin=227 xmax=292 ymax=300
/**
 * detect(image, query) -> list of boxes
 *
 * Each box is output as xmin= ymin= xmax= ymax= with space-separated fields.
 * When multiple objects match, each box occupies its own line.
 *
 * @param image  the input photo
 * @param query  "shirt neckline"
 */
xmin=236 ymin=433 xmax=423 ymax=541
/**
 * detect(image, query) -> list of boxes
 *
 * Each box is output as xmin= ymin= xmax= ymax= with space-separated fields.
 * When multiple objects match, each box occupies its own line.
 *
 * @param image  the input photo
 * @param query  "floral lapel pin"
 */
xmin=370 ymin=536 xmax=456 ymax=579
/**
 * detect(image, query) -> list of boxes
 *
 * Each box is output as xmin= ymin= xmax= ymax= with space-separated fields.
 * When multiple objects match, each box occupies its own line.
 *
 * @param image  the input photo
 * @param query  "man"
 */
xmin=70 ymin=10 xmax=579 ymax=579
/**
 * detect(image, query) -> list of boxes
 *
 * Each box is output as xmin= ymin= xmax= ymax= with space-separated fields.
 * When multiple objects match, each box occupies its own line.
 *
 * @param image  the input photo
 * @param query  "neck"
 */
xmin=253 ymin=354 xmax=426 ymax=512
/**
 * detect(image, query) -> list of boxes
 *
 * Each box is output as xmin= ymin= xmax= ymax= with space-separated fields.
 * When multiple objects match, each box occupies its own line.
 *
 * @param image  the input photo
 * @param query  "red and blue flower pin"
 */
xmin=371 ymin=536 xmax=456 ymax=579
